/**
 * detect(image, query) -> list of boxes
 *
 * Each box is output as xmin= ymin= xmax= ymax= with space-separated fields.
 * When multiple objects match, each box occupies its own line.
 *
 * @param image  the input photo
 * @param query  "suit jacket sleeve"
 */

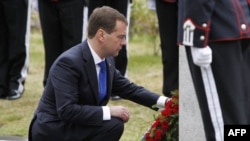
xmin=109 ymin=64 xmax=160 ymax=109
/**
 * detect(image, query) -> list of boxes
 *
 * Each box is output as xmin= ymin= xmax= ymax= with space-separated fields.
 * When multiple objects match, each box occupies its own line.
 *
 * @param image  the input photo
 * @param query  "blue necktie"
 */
xmin=98 ymin=61 xmax=107 ymax=102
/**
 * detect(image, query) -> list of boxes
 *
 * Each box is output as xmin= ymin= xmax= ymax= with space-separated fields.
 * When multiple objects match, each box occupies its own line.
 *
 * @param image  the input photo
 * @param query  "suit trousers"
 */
xmin=155 ymin=1 xmax=179 ymax=97
xmin=29 ymin=115 xmax=124 ymax=141
xmin=185 ymin=39 xmax=250 ymax=141
xmin=87 ymin=0 xmax=129 ymax=76
xmin=38 ymin=0 xmax=84 ymax=86
xmin=0 ymin=0 xmax=29 ymax=97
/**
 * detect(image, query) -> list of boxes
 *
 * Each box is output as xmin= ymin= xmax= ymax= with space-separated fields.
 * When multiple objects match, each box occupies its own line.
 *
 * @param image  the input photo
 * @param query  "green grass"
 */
xmin=0 ymin=30 xmax=163 ymax=140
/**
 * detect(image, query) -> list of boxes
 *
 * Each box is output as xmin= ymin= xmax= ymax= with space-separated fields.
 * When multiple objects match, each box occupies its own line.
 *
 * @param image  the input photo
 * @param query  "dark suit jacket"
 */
xmin=29 ymin=40 xmax=160 ymax=141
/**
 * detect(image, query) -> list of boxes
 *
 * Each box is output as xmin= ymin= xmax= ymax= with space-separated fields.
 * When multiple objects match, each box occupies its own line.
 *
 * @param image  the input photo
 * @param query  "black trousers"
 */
xmin=185 ymin=40 xmax=250 ymax=141
xmin=29 ymin=115 xmax=124 ymax=141
xmin=87 ymin=0 xmax=130 ymax=76
xmin=0 ymin=0 xmax=29 ymax=97
xmin=156 ymin=1 xmax=179 ymax=97
xmin=38 ymin=0 xmax=84 ymax=86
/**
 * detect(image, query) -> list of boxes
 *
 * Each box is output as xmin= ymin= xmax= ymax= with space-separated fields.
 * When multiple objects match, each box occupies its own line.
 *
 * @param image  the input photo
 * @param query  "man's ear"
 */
xmin=97 ymin=29 xmax=106 ymax=42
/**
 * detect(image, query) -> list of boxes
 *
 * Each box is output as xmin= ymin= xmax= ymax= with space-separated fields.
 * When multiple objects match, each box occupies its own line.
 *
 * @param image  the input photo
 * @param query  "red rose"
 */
xmin=161 ymin=121 xmax=169 ymax=130
xmin=154 ymin=129 xmax=164 ymax=140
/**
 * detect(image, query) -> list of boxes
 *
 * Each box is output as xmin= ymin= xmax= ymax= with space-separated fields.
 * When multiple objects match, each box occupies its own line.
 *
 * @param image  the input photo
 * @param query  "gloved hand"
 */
xmin=191 ymin=46 xmax=212 ymax=68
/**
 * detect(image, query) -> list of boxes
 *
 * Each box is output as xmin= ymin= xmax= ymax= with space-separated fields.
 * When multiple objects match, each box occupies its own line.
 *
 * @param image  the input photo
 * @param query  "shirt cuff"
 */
xmin=156 ymin=96 xmax=168 ymax=108
xmin=102 ymin=106 xmax=111 ymax=120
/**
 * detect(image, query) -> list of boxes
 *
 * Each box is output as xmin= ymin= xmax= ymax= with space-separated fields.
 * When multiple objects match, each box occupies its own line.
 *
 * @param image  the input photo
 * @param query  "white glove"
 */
xmin=191 ymin=46 xmax=212 ymax=68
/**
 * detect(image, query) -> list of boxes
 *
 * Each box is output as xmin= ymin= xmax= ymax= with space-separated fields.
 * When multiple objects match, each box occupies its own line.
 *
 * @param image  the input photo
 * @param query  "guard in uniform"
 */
xmin=178 ymin=0 xmax=250 ymax=141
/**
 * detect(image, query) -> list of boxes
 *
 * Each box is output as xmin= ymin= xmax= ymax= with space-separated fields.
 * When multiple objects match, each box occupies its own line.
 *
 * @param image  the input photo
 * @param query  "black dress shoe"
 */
xmin=111 ymin=95 xmax=121 ymax=100
xmin=6 ymin=90 xmax=23 ymax=100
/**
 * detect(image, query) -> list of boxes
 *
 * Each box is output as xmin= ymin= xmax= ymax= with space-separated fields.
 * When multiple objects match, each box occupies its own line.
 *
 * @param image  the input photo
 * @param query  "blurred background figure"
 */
xmin=38 ymin=0 xmax=87 ymax=86
xmin=147 ymin=0 xmax=178 ymax=97
xmin=155 ymin=0 xmax=178 ymax=97
xmin=87 ymin=0 xmax=132 ymax=100
xmin=0 ymin=0 xmax=31 ymax=100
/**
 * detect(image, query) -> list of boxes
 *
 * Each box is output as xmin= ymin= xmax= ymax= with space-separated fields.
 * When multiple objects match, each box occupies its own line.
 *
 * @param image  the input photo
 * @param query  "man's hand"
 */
xmin=110 ymin=106 xmax=130 ymax=123
xmin=191 ymin=46 xmax=212 ymax=68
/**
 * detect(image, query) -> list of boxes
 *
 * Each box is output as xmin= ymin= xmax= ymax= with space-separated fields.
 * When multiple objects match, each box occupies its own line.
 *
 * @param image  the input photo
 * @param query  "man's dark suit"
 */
xmin=29 ymin=40 xmax=160 ymax=141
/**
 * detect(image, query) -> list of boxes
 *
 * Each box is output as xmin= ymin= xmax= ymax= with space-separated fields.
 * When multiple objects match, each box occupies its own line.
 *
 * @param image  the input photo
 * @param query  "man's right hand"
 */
xmin=110 ymin=106 xmax=130 ymax=123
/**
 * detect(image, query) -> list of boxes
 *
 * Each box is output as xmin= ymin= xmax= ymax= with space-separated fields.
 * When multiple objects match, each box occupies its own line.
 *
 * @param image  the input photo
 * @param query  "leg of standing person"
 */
xmin=39 ymin=0 xmax=84 ymax=86
xmin=0 ymin=1 xmax=8 ymax=98
xmin=155 ymin=0 xmax=178 ymax=97
xmin=0 ymin=0 xmax=29 ymax=100
xmin=88 ymin=0 xmax=130 ymax=100
xmin=39 ymin=0 xmax=62 ymax=86
xmin=185 ymin=40 xmax=250 ymax=141
xmin=243 ymin=40 xmax=250 ymax=124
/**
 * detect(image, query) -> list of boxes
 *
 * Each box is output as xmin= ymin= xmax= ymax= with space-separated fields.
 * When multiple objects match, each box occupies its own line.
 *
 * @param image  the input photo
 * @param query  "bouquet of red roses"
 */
xmin=141 ymin=90 xmax=179 ymax=141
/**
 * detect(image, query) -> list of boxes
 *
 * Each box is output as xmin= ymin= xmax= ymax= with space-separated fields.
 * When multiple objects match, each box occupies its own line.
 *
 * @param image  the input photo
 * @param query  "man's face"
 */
xmin=102 ymin=21 xmax=127 ymax=57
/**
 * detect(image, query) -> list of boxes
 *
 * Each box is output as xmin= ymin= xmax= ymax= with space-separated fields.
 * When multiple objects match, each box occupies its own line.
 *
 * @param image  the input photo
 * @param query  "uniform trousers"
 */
xmin=155 ymin=0 xmax=178 ymax=97
xmin=185 ymin=39 xmax=250 ymax=141
xmin=0 ymin=0 xmax=29 ymax=97
xmin=38 ymin=0 xmax=84 ymax=86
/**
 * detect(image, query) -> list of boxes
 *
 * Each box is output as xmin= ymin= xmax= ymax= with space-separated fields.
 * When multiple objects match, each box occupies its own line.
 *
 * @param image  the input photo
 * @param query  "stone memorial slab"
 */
xmin=179 ymin=46 xmax=206 ymax=141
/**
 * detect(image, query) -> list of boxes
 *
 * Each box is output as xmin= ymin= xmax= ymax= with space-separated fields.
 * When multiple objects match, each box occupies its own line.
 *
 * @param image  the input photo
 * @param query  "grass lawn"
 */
xmin=0 ymin=29 xmax=164 ymax=141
